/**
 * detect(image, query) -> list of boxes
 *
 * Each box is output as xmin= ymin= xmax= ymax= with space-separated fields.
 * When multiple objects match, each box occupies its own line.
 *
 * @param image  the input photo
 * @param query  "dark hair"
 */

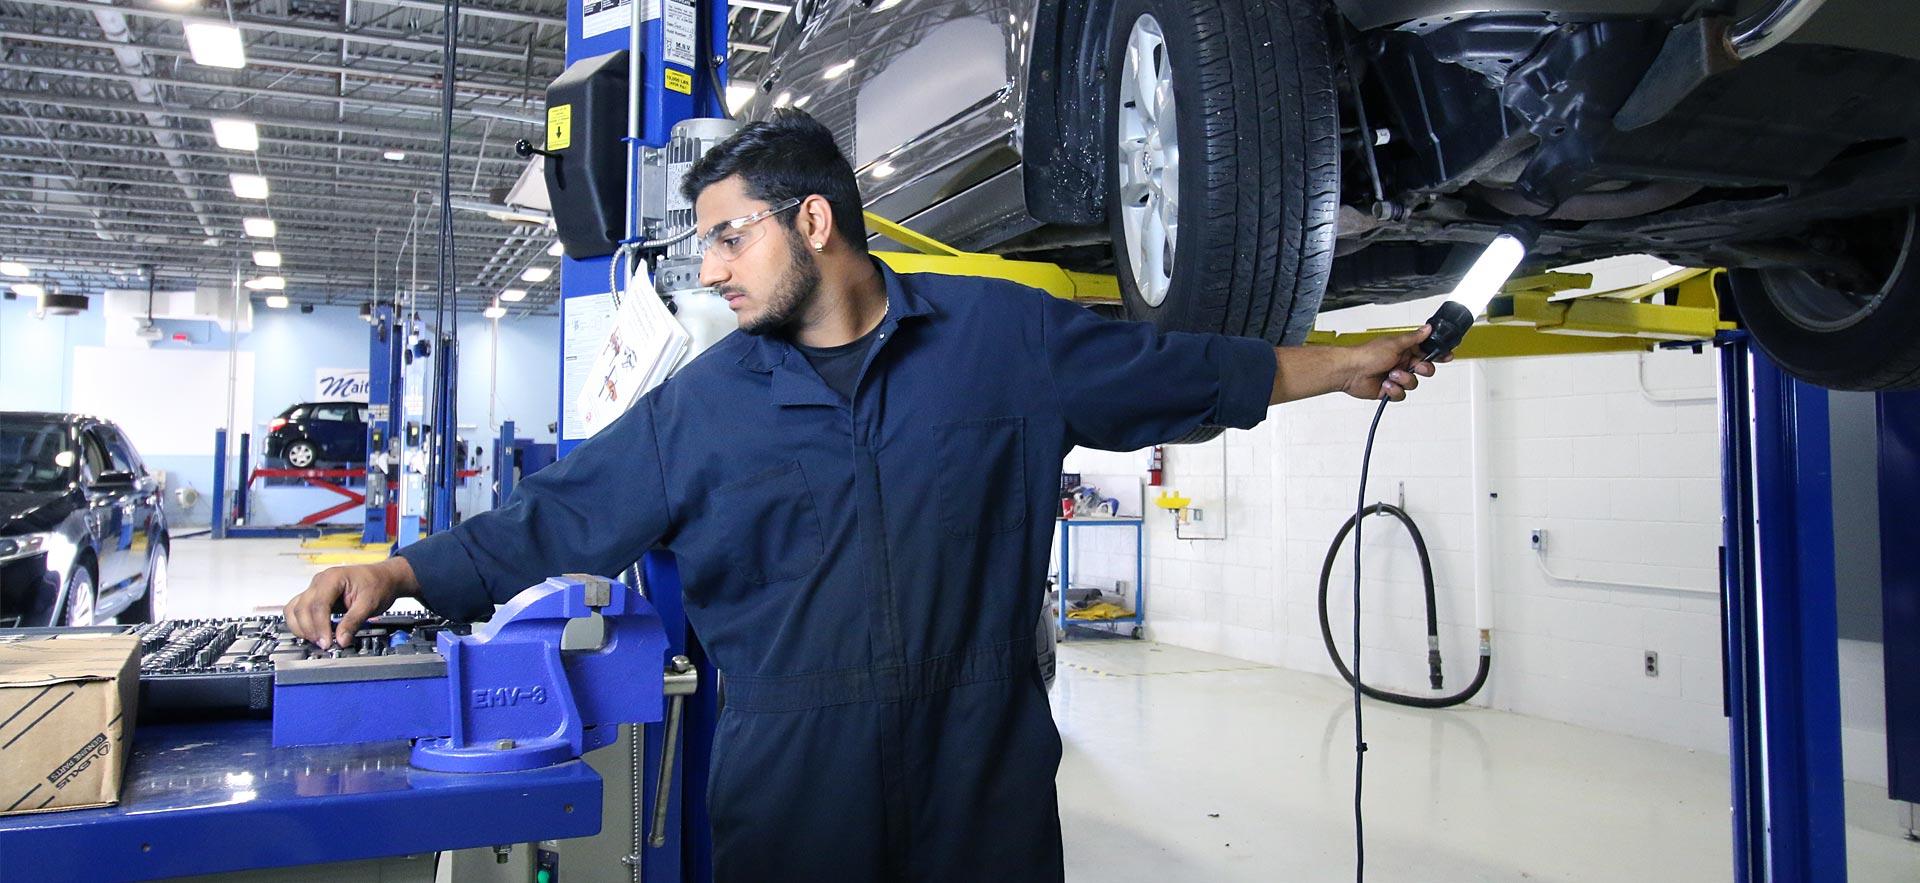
xmin=681 ymin=108 xmax=869 ymax=251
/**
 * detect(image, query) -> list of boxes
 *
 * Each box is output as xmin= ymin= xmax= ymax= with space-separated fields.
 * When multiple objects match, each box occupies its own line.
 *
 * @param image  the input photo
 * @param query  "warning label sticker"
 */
xmin=664 ymin=69 xmax=692 ymax=95
xmin=664 ymin=0 xmax=697 ymax=69
xmin=546 ymin=104 xmax=572 ymax=151
xmin=581 ymin=0 xmax=661 ymax=39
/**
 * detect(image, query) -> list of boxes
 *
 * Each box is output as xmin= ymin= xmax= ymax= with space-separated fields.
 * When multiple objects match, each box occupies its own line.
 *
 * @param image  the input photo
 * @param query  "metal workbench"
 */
xmin=0 ymin=720 xmax=602 ymax=882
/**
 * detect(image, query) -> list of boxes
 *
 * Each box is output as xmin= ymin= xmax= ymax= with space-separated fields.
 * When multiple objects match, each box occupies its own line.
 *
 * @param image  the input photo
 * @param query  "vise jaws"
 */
xmin=272 ymin=574 xmax=696 ymax=775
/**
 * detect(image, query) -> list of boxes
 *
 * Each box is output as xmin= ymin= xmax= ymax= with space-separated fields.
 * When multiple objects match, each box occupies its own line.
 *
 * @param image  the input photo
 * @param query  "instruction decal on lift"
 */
xmin=664 ymin=69 xmax=692 ymax=95
xmin=547 ymin=104 xmax=572 ymax=151
xmin=561 ymin=293 xmax=616 ymax=441
xmin=664 ymin=0 xmax=697 ymax=69
xmin=581 ymin=0 xmax=660 ymax=40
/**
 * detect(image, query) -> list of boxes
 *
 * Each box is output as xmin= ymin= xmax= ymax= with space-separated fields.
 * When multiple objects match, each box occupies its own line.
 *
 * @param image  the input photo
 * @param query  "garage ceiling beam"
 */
xmin=0 ymin=89 xmax=492 ymax=143
xmin=0 ymin=155 xmax=459 ymax=197
xmin=0 ymin=62 xmax=545 ymax=126
xmin=0 ymin=133 xmax=517 ymax=180
xmin=0 ymin=182 xmax=531 ymax=228
xmin=0 ymin=116 xmax=525 ymax=168
xmin=332 ymin=0 xmax=562 ymax=29
xmin=17 ymin=0 xmax=566 ymax=64
xmin=2 ymin=32 xmax=547 ymax=99
xmin=0 ymin=214 xmax=550 ymax=250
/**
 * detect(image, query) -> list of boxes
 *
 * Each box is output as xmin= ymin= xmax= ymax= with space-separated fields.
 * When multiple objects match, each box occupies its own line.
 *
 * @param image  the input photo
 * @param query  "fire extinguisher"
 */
xmin=1147 ymin=445 xmax=1164 ymax=486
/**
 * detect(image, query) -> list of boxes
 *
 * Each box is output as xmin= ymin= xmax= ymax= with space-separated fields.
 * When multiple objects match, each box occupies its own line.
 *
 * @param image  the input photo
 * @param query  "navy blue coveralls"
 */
xmin=399 ymin=262 xmax=1277 ymax=881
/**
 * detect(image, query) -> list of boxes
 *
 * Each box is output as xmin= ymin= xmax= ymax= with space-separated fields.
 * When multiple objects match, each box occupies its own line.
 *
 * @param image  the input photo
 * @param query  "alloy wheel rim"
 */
xmin=149 ymin=548 xmax=169 ymax=622
xmin=1116 ymin=13 xmax=1180 ymax=308
xmin=67 ymin=569 xmax=96 ymax=626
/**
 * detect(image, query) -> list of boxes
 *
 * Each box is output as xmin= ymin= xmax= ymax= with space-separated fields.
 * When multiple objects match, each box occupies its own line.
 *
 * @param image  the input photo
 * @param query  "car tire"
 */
xmin=56 ymin=558 xmax=100 ymax=627
xmin=122 ymin=540 xmax=168 ymax=624
xmin=1729 ymin=207 xmax=1920 ymax=390
xmin=285 ymin=440 xmax=318 ymax=468
xmin=1104 ymin=0 xmax=1338 ymax=347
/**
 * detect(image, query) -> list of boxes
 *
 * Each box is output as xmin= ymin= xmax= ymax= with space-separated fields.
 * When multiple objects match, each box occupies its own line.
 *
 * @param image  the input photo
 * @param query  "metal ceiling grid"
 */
xmin=0 ymin=0 xmax=783 ymax=317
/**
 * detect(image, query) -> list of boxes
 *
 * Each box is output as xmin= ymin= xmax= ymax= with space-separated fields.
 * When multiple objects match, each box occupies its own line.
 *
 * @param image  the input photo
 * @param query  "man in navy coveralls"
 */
xmin=285 ymin=110 xmax=1443 ymax=881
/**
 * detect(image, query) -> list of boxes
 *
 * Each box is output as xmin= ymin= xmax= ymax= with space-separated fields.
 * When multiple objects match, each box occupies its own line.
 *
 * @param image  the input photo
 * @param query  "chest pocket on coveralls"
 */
xmin=936 ymin=416 xmax=1027 ymax=536
xmin=712 ymin=461 xmax=826 ymax=583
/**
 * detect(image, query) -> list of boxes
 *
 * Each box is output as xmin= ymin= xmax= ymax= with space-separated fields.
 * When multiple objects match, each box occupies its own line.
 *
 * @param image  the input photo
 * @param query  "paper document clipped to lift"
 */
xmin=575 ymin=265 xmax=690 ymax=438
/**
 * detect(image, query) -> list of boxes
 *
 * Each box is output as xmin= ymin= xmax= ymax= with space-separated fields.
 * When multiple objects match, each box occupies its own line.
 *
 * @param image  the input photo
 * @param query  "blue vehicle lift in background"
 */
xmin=1719 ymin=332 xmax=1920 ymax=881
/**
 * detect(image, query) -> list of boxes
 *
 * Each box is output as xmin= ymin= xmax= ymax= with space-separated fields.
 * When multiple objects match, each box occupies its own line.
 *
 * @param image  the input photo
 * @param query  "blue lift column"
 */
xmin=1720 ymin=335 xmax=1850 ymax=881
xmin=1875 ymin=393 xmax=1920 ymax=815
xmin=554 ymin=0 xmax=726 ymax=877
xmin=363 ymin=305 xmax=404 ymax=545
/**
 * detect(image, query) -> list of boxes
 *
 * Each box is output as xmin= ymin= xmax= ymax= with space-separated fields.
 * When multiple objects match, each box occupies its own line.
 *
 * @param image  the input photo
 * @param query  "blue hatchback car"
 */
xmin=264 ymin=401 xmax=367 ymax=468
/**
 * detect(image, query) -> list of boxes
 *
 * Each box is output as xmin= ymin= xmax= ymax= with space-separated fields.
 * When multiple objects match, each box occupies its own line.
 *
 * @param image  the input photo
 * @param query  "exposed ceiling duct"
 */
xmin=86 ymin=0 xmax=219 ymax=241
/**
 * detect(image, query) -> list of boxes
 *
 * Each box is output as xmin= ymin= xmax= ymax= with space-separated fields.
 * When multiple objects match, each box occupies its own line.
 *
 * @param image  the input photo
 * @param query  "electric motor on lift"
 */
xmin=656 ymin=117 xmax=744 ymax=354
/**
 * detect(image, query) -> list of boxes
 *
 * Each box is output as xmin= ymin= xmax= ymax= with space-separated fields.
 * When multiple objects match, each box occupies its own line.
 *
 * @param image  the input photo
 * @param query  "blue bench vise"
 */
xmin=273 ymin=573 xmax=697 ymax=774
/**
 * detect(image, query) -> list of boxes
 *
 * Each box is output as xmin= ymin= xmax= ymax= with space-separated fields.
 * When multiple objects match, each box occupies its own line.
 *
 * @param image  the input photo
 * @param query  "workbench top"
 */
xmin=0 ymin=720 xmax=603 ymax=882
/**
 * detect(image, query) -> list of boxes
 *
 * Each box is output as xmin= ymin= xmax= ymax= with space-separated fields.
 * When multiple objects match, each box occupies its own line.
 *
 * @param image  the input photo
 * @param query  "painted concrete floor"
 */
xmin=168 ymin=536 xmax=1916 ymax=881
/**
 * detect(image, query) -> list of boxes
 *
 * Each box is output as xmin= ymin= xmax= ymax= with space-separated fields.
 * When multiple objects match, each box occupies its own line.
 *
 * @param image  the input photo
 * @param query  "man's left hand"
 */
xmin=1340 ymin=324 xmax=1450 ymax=402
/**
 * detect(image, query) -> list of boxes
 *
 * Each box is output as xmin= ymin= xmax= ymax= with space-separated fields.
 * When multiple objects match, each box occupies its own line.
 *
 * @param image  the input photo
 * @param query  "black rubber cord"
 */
xmin=1350 ymin=397 xmax=1388 ymax=882
xmin=1343 ymin=395 xmax=1494 ymax=883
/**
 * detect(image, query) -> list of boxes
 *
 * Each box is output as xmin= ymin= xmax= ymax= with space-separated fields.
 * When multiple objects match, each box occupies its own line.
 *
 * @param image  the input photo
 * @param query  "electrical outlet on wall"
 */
xmin=1644 ymin=650 xmax=1660 ymax=677
xmin=1530 ymin=528 xmax=1548 ymax=551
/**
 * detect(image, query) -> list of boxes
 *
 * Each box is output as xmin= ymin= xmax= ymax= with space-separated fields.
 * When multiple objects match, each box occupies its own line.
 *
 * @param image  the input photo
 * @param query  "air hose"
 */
xmin=1318 ymin=501 xmax=1489 ymax=709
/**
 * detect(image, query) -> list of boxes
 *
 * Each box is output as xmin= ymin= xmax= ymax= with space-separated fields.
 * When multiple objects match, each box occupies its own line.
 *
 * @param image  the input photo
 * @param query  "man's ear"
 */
xmin=796 ymin=194 xmax=834 ymax=250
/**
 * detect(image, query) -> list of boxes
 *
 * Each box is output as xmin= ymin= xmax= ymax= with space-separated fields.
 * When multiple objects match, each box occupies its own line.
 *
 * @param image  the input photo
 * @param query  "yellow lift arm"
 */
xmin=862 ymin=210 xmax=1735 ymax=359
xmin=1306 ymin=268 xmax=1737 ymax=359
xmin=865 ymin=211 xmax=1120 ymax=304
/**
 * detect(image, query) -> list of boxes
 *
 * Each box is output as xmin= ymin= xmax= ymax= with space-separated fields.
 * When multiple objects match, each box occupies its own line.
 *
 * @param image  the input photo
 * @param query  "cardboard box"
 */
xmin=0 ymin=634 xmax=139 ymax=816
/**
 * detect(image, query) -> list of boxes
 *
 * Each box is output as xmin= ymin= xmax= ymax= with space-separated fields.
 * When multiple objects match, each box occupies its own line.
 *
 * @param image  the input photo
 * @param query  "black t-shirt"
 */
xmin=795 ymin=322 xmax=883 ymax=402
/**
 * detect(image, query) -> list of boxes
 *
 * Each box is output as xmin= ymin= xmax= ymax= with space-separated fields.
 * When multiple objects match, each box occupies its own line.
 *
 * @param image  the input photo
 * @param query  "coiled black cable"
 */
xmin=1318 ymin=500 xmax=1491 ymax=709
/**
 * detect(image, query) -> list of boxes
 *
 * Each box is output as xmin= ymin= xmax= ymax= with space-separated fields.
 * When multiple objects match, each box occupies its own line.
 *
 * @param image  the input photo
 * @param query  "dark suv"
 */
xmin=265 ymin=401 xmax=368 ymax=468
xmin=745 ymin=0 xmax=1920 ymax=390
xmin=0 ymin=413 xmax=169 ymax=627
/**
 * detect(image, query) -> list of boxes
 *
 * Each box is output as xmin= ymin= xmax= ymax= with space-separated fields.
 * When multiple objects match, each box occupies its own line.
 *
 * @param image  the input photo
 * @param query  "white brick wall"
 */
xmin=1059 ymin=271 xmax=1738 ymax=754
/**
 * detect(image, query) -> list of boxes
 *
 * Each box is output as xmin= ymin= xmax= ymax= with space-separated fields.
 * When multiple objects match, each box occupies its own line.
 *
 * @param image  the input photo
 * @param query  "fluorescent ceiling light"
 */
xmin=12 ymin=282 xmax=45 ymax=298
xmin=383 ymin=150 xmax=407 ymax=161
xmin=245 ymin=275 xmax=286 ymax=291
xmin=773 ymin=91 xmax=792 ymax=109
xmin=230 ymin=173 xmax=269 ymax=199
xmin=0 ymin=261 xmax=28 ymax=277
xmin=243 ymin=217 xmax=276 ymax=238
xmin=211 ymin=118 xmax=259 ymax=151
xmin=500 ymin=288 xmax=527 ymax=302
xmin=822 ymin=60 xmax=856 ymax=80
xmin=252 ymin=250 xmax=281 ymax=268
xmin=871 ymin=162 xmax=896 ymax=179
xmin=483 ymin=303 xmax=507 ymax=319
xmin=264 ymin=294 xmax=290 ymax=309
xmin=793 ymin=94 xmax=813 ymax=109
xmin=547 ymin=240 xmax=564 ymax=257
xmin=183 ymin=21 xmax=247 ymax=69
xmin=725 ymin=84 xmax=756 ymax=115
xmin=521 ymin=266 xmax=552 ymax=283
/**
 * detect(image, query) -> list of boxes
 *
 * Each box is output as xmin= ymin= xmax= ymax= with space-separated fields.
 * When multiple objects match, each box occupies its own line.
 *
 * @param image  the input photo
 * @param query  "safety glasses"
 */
xmin=698 ymin=198 xmax=804 ymax=262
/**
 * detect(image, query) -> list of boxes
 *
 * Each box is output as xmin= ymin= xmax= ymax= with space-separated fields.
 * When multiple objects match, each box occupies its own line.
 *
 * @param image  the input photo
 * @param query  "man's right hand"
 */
xmin=284 ymin=556 xmax=422 ymax=650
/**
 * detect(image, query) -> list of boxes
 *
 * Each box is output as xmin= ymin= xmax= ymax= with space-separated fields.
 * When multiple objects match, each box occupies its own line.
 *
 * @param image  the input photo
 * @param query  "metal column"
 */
xmin=1720 ymin=335 xmax=1850 ymax=881
xmin=364 ymin=305 xmax=404 ymax=544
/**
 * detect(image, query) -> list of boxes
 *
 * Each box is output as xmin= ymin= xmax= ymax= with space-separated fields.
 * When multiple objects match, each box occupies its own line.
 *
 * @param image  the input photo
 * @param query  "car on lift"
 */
xmin=0 ymin=412 xmax=169 ymax=627
xmin=742 ymin=0 xmax=1920 ymax=392
xmin=264 ymin=401 xmax=368 ymax=468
